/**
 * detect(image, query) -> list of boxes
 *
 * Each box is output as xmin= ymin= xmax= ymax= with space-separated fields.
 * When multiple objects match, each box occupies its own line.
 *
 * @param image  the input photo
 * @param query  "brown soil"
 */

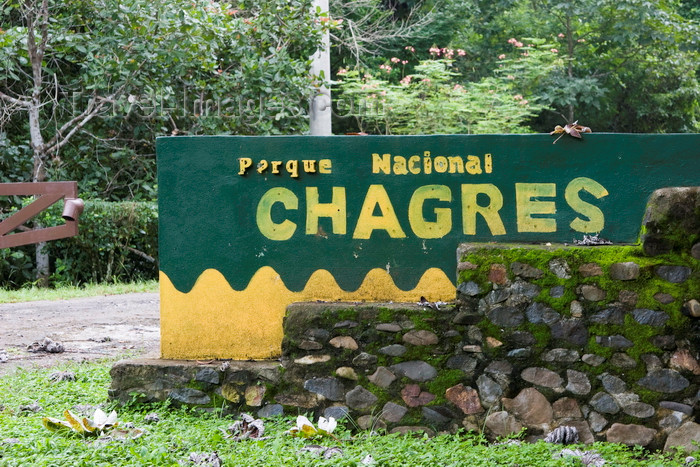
xmin=0 ymin=293 xmax=159 ymax=377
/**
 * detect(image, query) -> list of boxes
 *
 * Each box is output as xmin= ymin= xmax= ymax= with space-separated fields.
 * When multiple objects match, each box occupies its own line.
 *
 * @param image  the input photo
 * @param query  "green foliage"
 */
xmin=48 ymin=200 xmax=158 ymax=285
xmin=334 ymin=45 xmax=551 ymax=134
xmin=462 ymin=0 xmax=699 ymax=132
xmin=0 ymin=200 xmax=158 ymax=288
xmin=0 ymin=248 xmax=34 ymax=288
xmin=342 ymin=0 xmax=700 ymax=133
xmin=0 ymin=0 xmax=324 ymax=200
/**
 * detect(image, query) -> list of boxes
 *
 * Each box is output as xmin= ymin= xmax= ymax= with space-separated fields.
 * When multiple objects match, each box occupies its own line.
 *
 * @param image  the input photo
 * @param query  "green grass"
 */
xmin=0 ymin=280 xmax=158 ymax=304
xmin=0 ymin=361 xmax=692 ymax=466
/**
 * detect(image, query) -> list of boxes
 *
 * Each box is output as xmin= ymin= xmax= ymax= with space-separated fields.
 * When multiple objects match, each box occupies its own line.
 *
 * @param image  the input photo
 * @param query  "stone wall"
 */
xmin=275 ymin=238 xmax=699 ymax=452
xmin=110 ymin=188 xmax=700 ymax=453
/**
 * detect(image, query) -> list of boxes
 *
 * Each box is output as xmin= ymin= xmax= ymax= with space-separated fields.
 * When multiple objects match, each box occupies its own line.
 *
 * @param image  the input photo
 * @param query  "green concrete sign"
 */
xmin=156 ymin=134 xmax=699 ymax=359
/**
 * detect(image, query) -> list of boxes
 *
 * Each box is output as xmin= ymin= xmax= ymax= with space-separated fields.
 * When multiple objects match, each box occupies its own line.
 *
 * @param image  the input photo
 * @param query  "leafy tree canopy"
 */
xmin=0 ymin=0 xmax=323 ymax=200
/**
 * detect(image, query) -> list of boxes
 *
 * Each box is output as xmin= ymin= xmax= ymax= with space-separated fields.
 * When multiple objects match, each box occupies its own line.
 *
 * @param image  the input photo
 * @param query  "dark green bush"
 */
xmin=0 ymin=247 xmax=35 ymax=288
xmin=0 ymin=200 xmax=158 ymax=288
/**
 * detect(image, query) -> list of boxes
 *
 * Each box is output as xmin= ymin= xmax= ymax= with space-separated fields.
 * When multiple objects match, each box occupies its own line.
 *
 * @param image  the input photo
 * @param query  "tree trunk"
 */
xmin=26 ymin=0 xmax=51 ymax=287
xmin=30 ymin=108 xmax=50 ymax=286
xmin=30 ymin=111 xmax=51 ymax=286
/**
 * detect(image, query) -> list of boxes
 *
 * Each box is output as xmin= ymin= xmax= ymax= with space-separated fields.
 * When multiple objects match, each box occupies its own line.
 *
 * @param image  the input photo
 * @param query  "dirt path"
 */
xmin=0 ymin=293 xmax=159 ymax=377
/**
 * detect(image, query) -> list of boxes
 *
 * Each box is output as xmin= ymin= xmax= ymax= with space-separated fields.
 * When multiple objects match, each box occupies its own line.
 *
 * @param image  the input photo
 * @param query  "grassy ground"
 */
xmin=0 ymin=280 xmax=158 ymax=303
xmin=0 ymin=360 xmax=692 ymax=466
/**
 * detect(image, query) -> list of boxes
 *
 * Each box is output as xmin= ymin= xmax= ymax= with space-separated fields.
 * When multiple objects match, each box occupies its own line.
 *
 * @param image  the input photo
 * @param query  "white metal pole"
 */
xmin=310 ymin=0 xmax=332 ymax=136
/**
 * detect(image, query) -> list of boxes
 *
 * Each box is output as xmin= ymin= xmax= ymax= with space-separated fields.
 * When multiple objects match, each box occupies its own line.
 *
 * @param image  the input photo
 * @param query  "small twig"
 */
xmin=124 ymin=246 xmax=155 ymax=263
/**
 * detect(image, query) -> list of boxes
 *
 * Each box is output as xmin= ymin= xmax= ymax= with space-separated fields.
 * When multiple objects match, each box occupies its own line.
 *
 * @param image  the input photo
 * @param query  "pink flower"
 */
xmin=520 ymin=99 xmax=529 ymax=105
xmin=508 ymin=38 xmax=517 ymax=44
xmin=421 ymin=78 xmax=431 ymax=83
xmin=507 ymin=75 xmax=515 ymax=80
xmin=337 ymin=68 xmax=347 ymax=75
xmin=384 ymin=66 xmax=392 ymax=73
xmin=404 ymin=46 xmax=415 ymax=52
xmin=558 ymin=33 xmax=565 ymax=38
xmin=453 ymin=84 xmax=465 ymax=92
xmin=577 ymin=38 xmax=586 ymax=43
xmin=429 ymin=47 xmax=441 ymax=56
xmin=515 ymin=41 xmax=523 ymax=47
xmin=401 ymin=60 xmax=408 ymax=65
xmin=457 ymin=49 xmax=466 ymax=56
xmin=521 ymin=52 xmax=529 ymax=56
xmin=550 ymin=48 xmax=558 ymax=53
xmin=498 ymin=54 xmax=506 ymax=60
xmin=390 ymin=57 xmax=400 ymax=63
xmin=513 ymin=94 xmax=523 ymax=100
xmin=400 ymin=76 xmax=412 ymax=85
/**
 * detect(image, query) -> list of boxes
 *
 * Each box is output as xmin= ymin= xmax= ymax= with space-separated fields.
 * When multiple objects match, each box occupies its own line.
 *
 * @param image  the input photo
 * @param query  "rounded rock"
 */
xmin=511 ymin=261 xmax=544 ymax=279
xmin=457 ymin=281 xmax=481 ymax=297
xmin=345 ymin=385 xmax=378 ymax=409
xmin=381 ymin=402 xmax=408 ymax=423
xmin=606 ymin=423 xmax=656 ymax=447
xmin=329 ymin=336 xmax=359 ymax=350
xmin=684 ymin=299 xmax=700 ymax=318
xmin=654 ymin=292 xmax=675 ymax=304
xmin=549 ymin=258 xmax=571 ymax=279
xmin=610 ymin=262 xmax=640 ymax=281
xmin=589 ymin=392 xmax=619 ymax=414
xmin=336 ymin=366 xmax=359 ymax=380
xmin=692 ymin=242 xmax=700 ymax=260
xmin=379 ymin=344 xmax=407 ymax=356
xmin=368 ymin=366 xmax=396 ymax=388
xmin=521 ymin=367 xmax=563 ymax=389
xmin=664 ymin=421 xmax=700 ymax=454
xmin=632 ymin=309 xmax=670 ymax=327
xmin=579 ymin=263 xmax=603 ymax=277
xmin=638 ymin=369 xmax=690 ymax=393
xmin=655 ymin=265 xmax=692 ymax=283
xmin=324 ymin=405 xmax=349 ymax=420
xmin=485 ymin=411 xmax=523 ymax=438
xmin=304 ymin=377 xmax=345 ymax=401
xmin=623 ymin=402 xmax=655 ymax=419
xmin=402 ymin=330 xmax=439 ymax=346
xmin=580 ymin=284 xmax=606 ymax=302
xmin=565 ymin=369 xmax=591 ymax=395
xmin=550 ymin=285 xmax=566 ymax=298
xmin=570 ymin=300 xmax=584 ymax=318
xmin=389 ymin=361 xmax=437 ymax=382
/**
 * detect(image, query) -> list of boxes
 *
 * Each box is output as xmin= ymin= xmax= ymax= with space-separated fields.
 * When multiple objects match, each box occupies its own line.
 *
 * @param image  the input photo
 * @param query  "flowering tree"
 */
xmin=334 ymin=41 xmax=556 ymax=134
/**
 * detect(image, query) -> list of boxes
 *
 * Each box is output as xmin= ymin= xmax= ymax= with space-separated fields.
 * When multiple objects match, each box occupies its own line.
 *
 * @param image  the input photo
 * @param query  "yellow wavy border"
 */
xmin=160 ymin=267 xmax=455 ymax=360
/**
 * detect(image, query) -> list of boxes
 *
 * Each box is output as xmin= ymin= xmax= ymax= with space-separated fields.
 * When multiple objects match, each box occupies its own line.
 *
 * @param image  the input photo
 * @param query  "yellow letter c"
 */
xmin=256 ymin=187 xmax=298 ymax=240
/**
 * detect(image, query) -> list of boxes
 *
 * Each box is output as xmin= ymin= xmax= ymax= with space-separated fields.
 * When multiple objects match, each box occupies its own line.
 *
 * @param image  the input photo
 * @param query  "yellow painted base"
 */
xmin=160 ymin=267 xmax=455 ymax=360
